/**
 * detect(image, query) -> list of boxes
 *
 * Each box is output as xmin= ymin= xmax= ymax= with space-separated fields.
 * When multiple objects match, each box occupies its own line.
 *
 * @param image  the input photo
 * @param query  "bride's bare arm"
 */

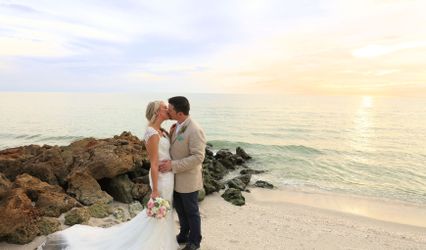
xmin=145 ymin=134 xmax=160 ymax=198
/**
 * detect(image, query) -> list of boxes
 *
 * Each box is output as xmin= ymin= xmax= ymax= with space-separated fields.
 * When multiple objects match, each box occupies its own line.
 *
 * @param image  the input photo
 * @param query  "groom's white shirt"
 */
xmin=175 ymin=117 xmax=189 ymax=135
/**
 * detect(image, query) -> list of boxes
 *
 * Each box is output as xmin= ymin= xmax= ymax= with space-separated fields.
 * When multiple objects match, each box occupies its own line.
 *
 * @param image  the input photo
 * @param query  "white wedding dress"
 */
xmin=38 ymin=127 xmax=178 ymax=250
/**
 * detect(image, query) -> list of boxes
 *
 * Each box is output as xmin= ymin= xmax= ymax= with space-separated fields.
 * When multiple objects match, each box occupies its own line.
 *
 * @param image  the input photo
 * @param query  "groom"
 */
xmin=159 ymin=96 xmax=206 ymax=250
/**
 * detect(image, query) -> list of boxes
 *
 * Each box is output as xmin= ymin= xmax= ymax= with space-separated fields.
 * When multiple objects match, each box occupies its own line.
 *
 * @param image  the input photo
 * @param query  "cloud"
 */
xmin=352 ymin=41 xmax=426 ymax=58
xmin=181 ymin=0 xmax=426 ymax=95
xmin=0 ymin=36 xmax=72 ymax=57
xmin=0 ymin=0 xmax=425 ymax=96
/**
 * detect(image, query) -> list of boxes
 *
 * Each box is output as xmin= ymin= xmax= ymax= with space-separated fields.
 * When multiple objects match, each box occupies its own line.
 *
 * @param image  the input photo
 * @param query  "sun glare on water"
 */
xmin=362 ymin=96 xmax=373 ymax=108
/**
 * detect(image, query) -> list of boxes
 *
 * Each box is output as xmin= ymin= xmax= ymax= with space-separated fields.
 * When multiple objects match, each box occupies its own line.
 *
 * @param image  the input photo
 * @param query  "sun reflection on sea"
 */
xmin=352 ymin=96 xmax=375 ymax=154
xmin=362 ymin=96 xmax=373 ymax=108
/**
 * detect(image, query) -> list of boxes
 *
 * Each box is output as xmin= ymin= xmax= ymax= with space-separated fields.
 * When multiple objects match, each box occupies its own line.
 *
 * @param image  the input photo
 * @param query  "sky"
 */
xmin=0 ymin=0 xmax=425 ymax=96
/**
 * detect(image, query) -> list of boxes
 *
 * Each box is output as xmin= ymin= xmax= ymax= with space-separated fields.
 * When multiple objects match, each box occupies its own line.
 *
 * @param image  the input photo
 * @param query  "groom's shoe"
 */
xmin=176 ymin=235 xmax=188 ymax=245
xmin=182 ymin=243 xmax=200 ymax=250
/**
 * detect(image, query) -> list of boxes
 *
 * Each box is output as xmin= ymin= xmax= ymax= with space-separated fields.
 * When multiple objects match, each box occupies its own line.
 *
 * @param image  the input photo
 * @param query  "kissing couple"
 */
xmin=39 ymin=96 xmax=206 ymax=250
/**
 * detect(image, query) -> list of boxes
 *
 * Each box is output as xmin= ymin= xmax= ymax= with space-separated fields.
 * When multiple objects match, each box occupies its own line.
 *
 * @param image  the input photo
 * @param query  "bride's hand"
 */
xmin=151 ymin=190 xmax=160 ymax=199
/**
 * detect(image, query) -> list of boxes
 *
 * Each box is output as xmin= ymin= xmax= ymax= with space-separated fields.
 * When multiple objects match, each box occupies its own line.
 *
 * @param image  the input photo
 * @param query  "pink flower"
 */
xmin=147 ymin=199 xmax=155 ymax=209
xmin=146 ymin=197 xmax=170 ymax=219
xmin=146 ymin=209 xmax=153 ymax=217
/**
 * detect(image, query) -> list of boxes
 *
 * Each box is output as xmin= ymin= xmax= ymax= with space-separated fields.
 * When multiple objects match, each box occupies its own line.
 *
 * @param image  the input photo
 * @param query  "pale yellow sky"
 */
xmin=0 ymin=0 xmax=425 ymax=96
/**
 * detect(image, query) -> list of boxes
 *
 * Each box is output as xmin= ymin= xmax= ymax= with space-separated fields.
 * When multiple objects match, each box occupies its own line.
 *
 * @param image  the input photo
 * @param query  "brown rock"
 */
xmin=0 ymin=188 xmax=40 ymax=244
xmin=0 ymin=145 xmax=44 ymax=180
xmin=131 ymin=182 xmax=151 ymax=201
xmin=64 ymin=207 xmax=90 ymax=226
xmin=13 ymin=174 xmax=79 ymax=217
xmin=37 ymin=191 xmax=80 ymax=217
xmin=63 ymin=132 xmax=146 ymax=180
xmin=0 ymin=173 xmax=12 ymax=200
xmin=60 ymin=138 xmax=97 ymax=169
xmin=13 ymin=173 xmax=62 ymax=193
xmin=37 ymin=217 xmax=61 ymax=235
xmin=22 ymin=146 xmax=67 ymax=185
xmin=103 ymin=174 xmax=135 ymax=203
xmin=85 ymin=144 xmax=134 ymax=179
xmin=67 ymin=172 xmax=113 ymax=205
xmin=88 ymin=202 xmax=110 ymax=218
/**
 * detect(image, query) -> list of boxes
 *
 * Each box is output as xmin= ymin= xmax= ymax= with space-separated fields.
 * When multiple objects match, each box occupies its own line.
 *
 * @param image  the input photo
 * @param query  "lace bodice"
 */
xmin=143 ymin=127 xmax=171 ymax=161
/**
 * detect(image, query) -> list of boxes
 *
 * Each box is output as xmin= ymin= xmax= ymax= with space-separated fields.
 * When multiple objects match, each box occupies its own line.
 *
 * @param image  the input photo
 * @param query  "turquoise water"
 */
xmin=1 ymin=92 xmax=425 ymax=205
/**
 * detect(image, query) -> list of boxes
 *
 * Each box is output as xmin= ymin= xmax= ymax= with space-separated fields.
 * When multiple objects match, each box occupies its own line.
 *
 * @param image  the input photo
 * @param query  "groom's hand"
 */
xmin=159 ymin=160 xmax=172 ymax=172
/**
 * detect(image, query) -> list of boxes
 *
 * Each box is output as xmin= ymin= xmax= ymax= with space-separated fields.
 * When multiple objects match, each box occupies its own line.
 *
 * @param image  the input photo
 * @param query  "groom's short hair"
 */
xmin=168 ymin=96 xmax=190 ymax=115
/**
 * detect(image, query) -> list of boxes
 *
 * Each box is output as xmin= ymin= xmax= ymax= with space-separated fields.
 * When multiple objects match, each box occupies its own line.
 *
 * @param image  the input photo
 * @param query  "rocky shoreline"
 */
xmin=0 ymin=132 xmax=272 ymax=244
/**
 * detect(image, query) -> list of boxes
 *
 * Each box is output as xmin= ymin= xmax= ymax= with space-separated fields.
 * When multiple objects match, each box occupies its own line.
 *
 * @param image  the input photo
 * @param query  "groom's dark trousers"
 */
xmin=174 ymin=190 xmax=201 ymax=247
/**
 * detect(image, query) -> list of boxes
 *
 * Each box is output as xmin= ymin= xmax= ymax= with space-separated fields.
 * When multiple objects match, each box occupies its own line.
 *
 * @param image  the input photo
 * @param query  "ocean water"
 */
xmin=1 ymin=92 xmax=425 ymax=206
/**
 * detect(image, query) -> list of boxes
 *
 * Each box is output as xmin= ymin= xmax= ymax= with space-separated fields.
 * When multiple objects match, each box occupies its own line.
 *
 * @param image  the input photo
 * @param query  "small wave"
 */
xmin=15 ymin=134 xmax=30 ymax=139
xmin=281 ymin=145 xmax=323 ymax=154
xmin=27 ymin=134 xmax=42 ymax=139
xmin=0 ymin=133 xmax=45 ymax=140
xmin=208 ymin=140 xmax=323 ymax=155
xmin=0 ymin=133 xmax=30 ymax=139
xmin=36 ymin=135 xmax=85 ymax=142
xmin=0 ymin=133 xmax=85 ymax=148
xmin=251 ymin=132 xmax=283 ymax=138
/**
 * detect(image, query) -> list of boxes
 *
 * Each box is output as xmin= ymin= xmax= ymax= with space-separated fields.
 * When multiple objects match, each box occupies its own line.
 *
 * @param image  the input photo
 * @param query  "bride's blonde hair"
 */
xmin=145 ymin=101 xmax=162 ymax=125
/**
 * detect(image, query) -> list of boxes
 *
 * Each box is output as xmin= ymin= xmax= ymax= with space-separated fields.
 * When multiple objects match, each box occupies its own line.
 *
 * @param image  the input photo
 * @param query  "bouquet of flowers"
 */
xmin=146 ymin=197 xmax=171 ymax=219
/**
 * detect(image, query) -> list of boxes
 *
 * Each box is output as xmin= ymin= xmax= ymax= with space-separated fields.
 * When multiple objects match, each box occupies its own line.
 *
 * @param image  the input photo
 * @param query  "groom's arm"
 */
xmin=171 ymin=128 xmax=206 ymax=174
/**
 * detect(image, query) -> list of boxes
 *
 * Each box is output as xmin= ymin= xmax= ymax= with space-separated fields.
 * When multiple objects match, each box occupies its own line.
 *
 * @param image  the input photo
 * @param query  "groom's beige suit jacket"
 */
xmin=170 ymin=116 xmax=206 ymax=193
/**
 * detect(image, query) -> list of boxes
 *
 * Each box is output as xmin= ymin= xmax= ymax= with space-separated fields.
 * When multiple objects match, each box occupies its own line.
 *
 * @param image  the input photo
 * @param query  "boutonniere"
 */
xmin=176 ymin=125 xmax=187 ymax=142
xmin=179 ymin=125 xmax=187 ymax=135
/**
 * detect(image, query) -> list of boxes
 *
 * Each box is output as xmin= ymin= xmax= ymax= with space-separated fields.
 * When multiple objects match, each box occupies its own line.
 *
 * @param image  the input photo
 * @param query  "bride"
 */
xmin=38 ymin=101 xmax=179 ymax=250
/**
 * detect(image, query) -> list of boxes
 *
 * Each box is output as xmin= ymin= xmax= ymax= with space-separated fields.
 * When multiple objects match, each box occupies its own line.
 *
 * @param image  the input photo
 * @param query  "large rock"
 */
xmin=205 ymin=147 xmax=214 ymax=158
xmin=0 ymin=173 xmax=12 ymax=200
xmin=112 ymin=207 xmax=126 ymax=222
xmin=226 ymin=178 xmax=247 ymax=191
xmin=202 ymin=169 xmax=225 ymax=195
xmin=37 ymin=217 xmax=61 ymax=235
xmin=128 ymin=201 xmax=143 ymax=218
xmin=0 ymin=145 xmax=45 ymax=181
xmin=236 ymin=174 xmax=252 ymax=186
xmin=214 ymin=149 xmax=233 ymax=160
xmin=236 ymin=147 xmax=252 ymax=160
xmin=240 ymin=168 xmax=266 ymax=175
xmin=64 ymin=207 xmax=91 ymax=226
xmin=88 ymin=202 xmax=110 ymax=218
xmin=131 ymin=182 xmax=151 ymax=202
xmin=103 ymin=174 xmax=135 ymax=203
xmin=221 ymin=188 xmax=245 ymax=206
xmin=22 ymin=146 xmax=67 ymax=186
xmin=13 ymin=173 xmax=63 ymax=193
xmin=218 ymin=158 xmax=236 ymax=170
xmin=203 ymin=159 xmax=228 ymax=180
xmin=64 ymin=132 xmax=146 ymax=180
xmin=254 ymin=180 xmax=274 ymax=189
xmin=0 ymin=188 xmax=40 ymax=244
xmin=13 ymin=174 xmax=79 ymax=217
xmin=36 ymin=190 xmax=80 ymax=217
xmin=0 ymin=132 xmax=146 ymax=189
xmin=67 ymin=172 xmax=113 ymax=205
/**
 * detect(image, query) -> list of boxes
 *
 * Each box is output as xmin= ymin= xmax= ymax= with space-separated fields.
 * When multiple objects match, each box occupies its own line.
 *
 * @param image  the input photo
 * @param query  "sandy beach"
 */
xmin=1 ymin=188 xmax=425 ymax=250
xmin=199 ymin=189 xmax=426 ymax=250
